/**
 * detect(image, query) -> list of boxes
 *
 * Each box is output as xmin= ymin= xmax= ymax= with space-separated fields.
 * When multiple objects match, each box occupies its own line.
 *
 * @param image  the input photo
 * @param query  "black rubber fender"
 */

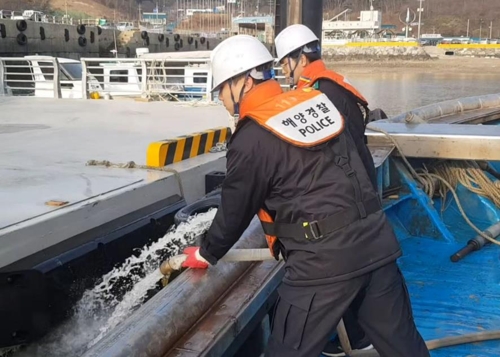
xmin=126 ymin=46 xmax=131 ymax=57
xmin=145 ymin=36 xmax=150 ymax=46
xmin=77 ymin=24 xmax=86 ymax=35
xmin=174 ymin=33 xmax=180 ymax=41
xmin=16 ymin=33 xmax=27 ymax=46
xmin=39 ymin=26 xmax=46 ymax=40
xmin=195 ymin=39 xmax=198 ymax=49
xmin=158 ymin=34 xmax=165 ymax=42
xmin=141 ymin=30 xmax=148 ymax=40
xmin=206 ymin=40 xmax=210 ymax=50
xmin=174 ymin=42 xmax=180 ymax=51
xmin=90 ymin=31 xmax=95 ymax=43
xmin=78 ymin=36 xmax=87 ymax=47
xmin=0 ymin=24 xmax=6 ymax=39
xmin=16 ymin=20 xmax=27 ymax=32
xmin=174 ymin=195 xmax=221 ymax=226
xmin=200 ymin=36 xmax=206 ymax=44
xmin=166 ymin=37 xmax=169 ymax=47
xmin=179 ymin=38 xmax=183 ymax=47
xmin=64 ymin=28 xmax=70 ymax=42
xmin=97 ymin=26 xmax=103 ymax=35
xmin=187 ymin=36 xmax=193 ymax=44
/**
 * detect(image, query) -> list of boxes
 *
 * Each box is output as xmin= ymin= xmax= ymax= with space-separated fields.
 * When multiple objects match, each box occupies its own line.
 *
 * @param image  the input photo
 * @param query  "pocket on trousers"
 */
xmin=274 ymin=291 xmax=316 ymax=350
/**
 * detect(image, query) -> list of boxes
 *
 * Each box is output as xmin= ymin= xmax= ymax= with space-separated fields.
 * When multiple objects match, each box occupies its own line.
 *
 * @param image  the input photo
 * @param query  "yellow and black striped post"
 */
xmin=146 ymin=127 xmax=232 ymax=167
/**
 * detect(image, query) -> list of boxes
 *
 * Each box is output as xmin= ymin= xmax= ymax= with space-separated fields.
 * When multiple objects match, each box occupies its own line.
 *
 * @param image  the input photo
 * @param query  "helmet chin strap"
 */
xmin=287 ymin=47 xmax=303 ymax=89
xmin=229 ymin=73 xmax=249 ymax=122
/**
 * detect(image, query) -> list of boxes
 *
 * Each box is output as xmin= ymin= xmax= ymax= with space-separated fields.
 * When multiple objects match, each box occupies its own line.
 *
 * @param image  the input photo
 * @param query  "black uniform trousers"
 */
xmin=265 ymin=262 xmax=430 ymax=357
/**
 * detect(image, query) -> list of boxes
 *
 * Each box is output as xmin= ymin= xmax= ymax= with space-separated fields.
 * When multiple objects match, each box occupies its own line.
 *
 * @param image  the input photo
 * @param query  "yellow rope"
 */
xmin=85 ymin=160 xmax=185 ymax=198
xmin=368 ymin=125 xmax=500 ymax=246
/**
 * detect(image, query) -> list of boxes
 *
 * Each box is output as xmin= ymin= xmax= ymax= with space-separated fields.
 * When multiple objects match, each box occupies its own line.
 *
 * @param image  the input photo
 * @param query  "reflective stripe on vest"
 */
xmin=241 ymin=87 xmax=345 ymax=148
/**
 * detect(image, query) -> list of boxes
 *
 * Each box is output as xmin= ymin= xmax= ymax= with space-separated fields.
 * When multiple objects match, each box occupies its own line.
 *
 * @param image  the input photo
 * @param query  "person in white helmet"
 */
xmin=274 ymin=24 xmax=429 ymax=357
xmin=181 ymin=35 xmax=428 ymax=357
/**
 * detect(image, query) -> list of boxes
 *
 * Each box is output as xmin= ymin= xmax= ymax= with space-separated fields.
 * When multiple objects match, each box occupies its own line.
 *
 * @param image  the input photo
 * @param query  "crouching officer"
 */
xmin=181 ymin=34 xmax=430 ymax=357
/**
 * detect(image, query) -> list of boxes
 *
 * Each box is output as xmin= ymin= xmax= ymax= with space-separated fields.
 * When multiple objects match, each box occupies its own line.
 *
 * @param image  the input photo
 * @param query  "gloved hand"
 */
xmin=181 ymin=247 xmax=209 ymax=269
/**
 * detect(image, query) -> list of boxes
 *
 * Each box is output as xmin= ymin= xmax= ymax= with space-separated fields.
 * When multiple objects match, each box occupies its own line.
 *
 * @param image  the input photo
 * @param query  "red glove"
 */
xmin=181 ymin=247 xmax=209 ymax=269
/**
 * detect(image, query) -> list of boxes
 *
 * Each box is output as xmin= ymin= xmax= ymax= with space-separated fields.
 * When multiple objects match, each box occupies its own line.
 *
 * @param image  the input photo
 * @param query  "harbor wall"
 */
xmin=438 ymin=44 xmax=500 ymax=58
xmin=0 ymin=19 xmax=224 ymax=59
xmin=322 ymin=43 xmax=430 ymax=61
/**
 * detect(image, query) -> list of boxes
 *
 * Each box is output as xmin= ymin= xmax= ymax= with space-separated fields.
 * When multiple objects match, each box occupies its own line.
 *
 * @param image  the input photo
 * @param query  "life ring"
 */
xmin=97 ymin=26 xmax=103 ymax=35
xmin=174 ymin=195 xmax=221 ymax=226
xmin=158 ymin=34 xmax=165 ymax=42
xmin=16 ymin=20 xmax=27 ymax=32
xmin=39 ymin=26 xmax=46 ymax=40
xmin=141 ymin=31 xmax=148 ymax=40
xmin=187 ymin=36 xmax=193 ymax=44
xmin=16 ymin=33 xmax=27 ymax=46
xmin=64 ymin=29 xmax=70 ymax=42
xmin=78 ymin=36 xmax=87 ymax=47
xmin=77 ymin=24 xmax=86 ymax=35
xmin=200 ymin=36 xmax=206 ymax=44
xmin=174 ymin=34 xmax=180 ymax=41
xmin=166 ymin=37 xmax=169 ymax=47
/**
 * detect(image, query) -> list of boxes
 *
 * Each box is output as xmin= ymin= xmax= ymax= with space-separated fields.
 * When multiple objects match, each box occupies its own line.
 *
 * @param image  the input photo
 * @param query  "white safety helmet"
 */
xmin=275 ymin=24 xmax=319 ymax=62
xmin=210 ymin=35 xmax=274 ymax=92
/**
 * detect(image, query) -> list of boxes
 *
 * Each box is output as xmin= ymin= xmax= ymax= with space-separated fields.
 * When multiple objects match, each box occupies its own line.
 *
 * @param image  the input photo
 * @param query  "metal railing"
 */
xmin=0 ymin=57 xmax=61 ymax=98
xmin=81 ymin=57 xmax=213 ymax=101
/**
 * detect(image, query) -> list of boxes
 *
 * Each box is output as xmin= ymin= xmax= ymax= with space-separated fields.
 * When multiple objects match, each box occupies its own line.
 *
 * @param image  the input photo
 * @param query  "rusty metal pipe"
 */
xmin=82 ymin=218 xmax=267 ymax=357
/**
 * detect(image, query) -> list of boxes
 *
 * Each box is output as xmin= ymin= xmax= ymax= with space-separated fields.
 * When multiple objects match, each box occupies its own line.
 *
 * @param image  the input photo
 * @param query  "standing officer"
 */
xmin=181 ymin=34 xmax=429 ymax=357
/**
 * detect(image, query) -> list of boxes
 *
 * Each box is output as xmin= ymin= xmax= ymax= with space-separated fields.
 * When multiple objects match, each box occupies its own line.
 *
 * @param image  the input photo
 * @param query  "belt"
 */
xmin=261 ymin=196 xmax=381 ymax=240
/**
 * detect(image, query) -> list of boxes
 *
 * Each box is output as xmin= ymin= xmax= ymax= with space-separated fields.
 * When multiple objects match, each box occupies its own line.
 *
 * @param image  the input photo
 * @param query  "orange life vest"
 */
xmin=239 ymin=80 xmax=347 ymax=257
xmin=297 ymin=60 xmax=368 ymax=106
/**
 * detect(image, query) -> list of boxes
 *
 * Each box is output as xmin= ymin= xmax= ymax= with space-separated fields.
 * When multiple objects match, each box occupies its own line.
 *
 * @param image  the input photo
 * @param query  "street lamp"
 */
xmin=417 ymin=0 xmax=424 ymax=39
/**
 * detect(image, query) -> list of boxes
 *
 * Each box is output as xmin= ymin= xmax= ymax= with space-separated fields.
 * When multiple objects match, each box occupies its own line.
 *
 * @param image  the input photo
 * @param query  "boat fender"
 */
xmin=174 ymin=42 xmax=180 ymax=51
xmin=97 ymin=26 xmax=102 ymax=35
xmin=64 ymin=28 xmax=70 ymax=42
xmin=179 ymin=38 xmax=183 ymax=47
xmin=174 ymin=33 xmax=180 ymax=41
xmin=141 ymin=30 xmax=148 ymax=40
xmin=200 ymin=36 xmax=206 ymax=44
xmin=166 ymin=37 xmax=169 ymax=47
xmin=174 ymin=194 xmax=221 ymax=226
xmin=16 ymin=33 xmax=27 ymax=46
xmin=0 ymin=24 xmax=5 ymax=38
xmin=158 ymin=34 xmax=164 ymax=42
xmin=206 ymin=40 xmax=210 ymax=50
xmin=78 ymin=36 xmax=87 ymax=47
xmin=16 ymin=20 xmax=27 ymax=32
xmin=77 ymin=24 xmax=86 ymax=35
xmin=90 ymin=30 xmax=95 ymax=43
xmin=187 ymin=36 xmax=193 ymax=45
xmin=145 ymin=36 xmax=150 ymax=46
xmin=126 ymin=46 xmax=131 ymax=57
xmin=39 ymin=26 xmax=46 ymax=40
xmin=195 ymin=39 xmax=198 ymax=49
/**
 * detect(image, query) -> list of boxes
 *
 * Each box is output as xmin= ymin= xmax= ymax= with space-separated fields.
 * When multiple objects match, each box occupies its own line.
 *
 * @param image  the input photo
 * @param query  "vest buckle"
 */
xmin=303 ymin=220 xmax=322 ymax=240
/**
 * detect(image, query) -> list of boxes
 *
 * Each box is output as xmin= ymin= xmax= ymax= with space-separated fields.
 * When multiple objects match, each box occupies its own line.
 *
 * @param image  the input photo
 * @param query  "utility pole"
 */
xmin=480 ymin=18 xmax=483 ymax=42
xmin=288 ymin=0 xmax=301 ymax=25
xmin=417 ymin=0 xmax=424 ymax=39
xmin=466 ymin=18 xmax=469 ymax=37
xmin=490 ymin=21 xmax=493 ymax=40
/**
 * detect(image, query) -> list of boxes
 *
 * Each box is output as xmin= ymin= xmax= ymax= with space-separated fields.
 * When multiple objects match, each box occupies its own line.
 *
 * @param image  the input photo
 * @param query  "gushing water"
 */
xmin=10 ymin=209 xmax=216 ymax=357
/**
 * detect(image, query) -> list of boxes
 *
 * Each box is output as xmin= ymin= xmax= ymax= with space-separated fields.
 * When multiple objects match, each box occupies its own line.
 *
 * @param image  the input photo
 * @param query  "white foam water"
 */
xmin=10 ymin=209 xmax=216 ymax=357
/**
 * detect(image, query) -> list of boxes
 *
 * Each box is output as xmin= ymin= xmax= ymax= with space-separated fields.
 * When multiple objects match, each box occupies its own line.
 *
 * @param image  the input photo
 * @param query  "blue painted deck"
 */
xmin=383 ymin=159 xmax=500 ymax=356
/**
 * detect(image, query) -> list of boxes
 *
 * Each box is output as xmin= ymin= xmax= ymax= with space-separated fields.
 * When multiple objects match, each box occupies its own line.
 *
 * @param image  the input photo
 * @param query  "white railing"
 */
xmin=81 ymin=57 xmax=212 ymax=101
xmin=0 ymin=57 xmax=61 ymax=98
